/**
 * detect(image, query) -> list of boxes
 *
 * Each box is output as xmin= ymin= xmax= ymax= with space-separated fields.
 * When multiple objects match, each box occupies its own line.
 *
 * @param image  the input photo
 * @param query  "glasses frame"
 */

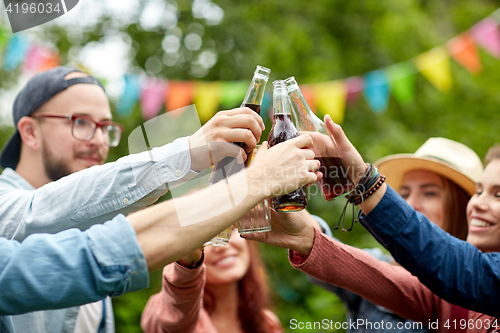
xmin=30 ymin=114 xmax=124 ymax=147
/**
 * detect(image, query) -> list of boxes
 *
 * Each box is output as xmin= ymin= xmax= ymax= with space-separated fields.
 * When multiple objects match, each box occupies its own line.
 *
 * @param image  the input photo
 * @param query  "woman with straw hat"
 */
xmin=304 ymin=137 xmax=482 ymax=331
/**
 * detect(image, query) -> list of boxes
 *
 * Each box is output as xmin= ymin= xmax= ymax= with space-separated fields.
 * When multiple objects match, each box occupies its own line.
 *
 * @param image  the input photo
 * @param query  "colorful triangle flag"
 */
xmin=165 ymin=81 xmax=194 ymax=112
xmin=3 ymin=34 xmax=30 ymax=71
xmin=415 ymin=47 xmax=452 ymax=92
xmin=447 ymin=32 xmax=482 ymax=74
xmin=141 ymin=79 xmax=165 ymax=120
xmin=220 ymin=81 xmax=248 ymax=108
xmin=386 ymin=62 xmax=415 ymax=105
xmin=38 ymin=49 xmax=60 ymax=72
xmin=194 ymin=81 xmax=221 ymax=123
xmin=298 ymin=84 xmax=317 ymax=114
xmin=363 ymin=70 xmax=390 ymax=113
xmin=23 ymin=46 xmax=45 ymax=73
xmin=345 ymin=76 xmax=364 ymax=105
xmin=261 ymin=93 xmax=272 ymax=122
xmin=117 ymin=75 xmax=141 ymax=117
xmin=313 ymin=81 xmax=346 ymax=124
xmin=471 ymin=18 xmax=500 ymax=59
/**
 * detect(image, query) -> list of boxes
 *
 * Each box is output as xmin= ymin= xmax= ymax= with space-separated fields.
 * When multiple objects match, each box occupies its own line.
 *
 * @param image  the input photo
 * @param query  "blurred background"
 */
xmin=1 ymin=0 xmax=500 ymax=332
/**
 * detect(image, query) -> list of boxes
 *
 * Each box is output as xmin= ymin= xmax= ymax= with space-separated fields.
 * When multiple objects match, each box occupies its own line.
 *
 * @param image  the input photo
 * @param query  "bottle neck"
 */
xmin=288 ymin=87 xmax=325 ymax=132
xmin=242 ymin=75 xmax=269 ymax=108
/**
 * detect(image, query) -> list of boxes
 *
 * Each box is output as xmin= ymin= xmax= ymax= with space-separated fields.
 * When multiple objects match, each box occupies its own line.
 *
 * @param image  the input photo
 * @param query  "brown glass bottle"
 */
xmin=285 ymin=76 xmax=354 ymax=200
xmin=268 ymin=80 xmax=307 ymax=212
xmin=209 ymin=66 xmax=270 ymax=185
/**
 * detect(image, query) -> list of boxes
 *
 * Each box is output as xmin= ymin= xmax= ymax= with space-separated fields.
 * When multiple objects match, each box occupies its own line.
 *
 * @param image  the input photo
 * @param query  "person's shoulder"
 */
xmin=263 ymin=309 xmax=284 ymax=333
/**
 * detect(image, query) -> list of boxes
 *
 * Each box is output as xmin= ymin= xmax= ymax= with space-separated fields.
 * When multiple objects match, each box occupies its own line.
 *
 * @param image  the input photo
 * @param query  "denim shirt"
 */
xmin=361 ymin=185 xmax=500 ymax=317
xmin=0 ymin=214 xmax=148 ymax=332
xmin=309 ymin=216 xmax=430 ymax=333
xmin=0 ymin=136 xmax=197 ymax=333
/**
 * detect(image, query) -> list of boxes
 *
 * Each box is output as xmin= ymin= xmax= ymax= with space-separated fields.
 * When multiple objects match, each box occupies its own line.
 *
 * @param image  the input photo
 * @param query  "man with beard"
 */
xmin=0 ymin=67 xmax=266 ymax=333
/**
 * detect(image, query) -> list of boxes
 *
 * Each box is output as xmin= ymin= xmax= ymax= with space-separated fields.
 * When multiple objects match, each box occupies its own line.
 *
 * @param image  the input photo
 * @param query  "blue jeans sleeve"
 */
xmin=0 ymin=214 xmax=148 ymax=315
xmin=360 ymin=185 xmax=500 ymax=316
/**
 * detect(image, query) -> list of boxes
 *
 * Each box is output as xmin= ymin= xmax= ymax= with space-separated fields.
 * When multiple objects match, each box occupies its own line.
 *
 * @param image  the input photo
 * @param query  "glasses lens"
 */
xmin=72 ymin=117 xmax=96 ymax=141
xmin=106 ymin=125 xmax=122 ymax=147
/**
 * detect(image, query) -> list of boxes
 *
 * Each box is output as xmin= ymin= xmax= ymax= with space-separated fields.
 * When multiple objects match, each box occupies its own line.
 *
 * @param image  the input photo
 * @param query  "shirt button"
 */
xmin=123 ymin=198 xmax=129 ymax=205
xmin=175 ymin=169 xmax=182 ymax=177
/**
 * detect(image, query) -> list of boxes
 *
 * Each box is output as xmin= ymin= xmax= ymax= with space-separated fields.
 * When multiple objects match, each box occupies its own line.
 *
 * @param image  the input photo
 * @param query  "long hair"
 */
xmin=441 ymin=176 xmax=470 ymax=241
xmin=203 ymin=241 xmax=276 ymax=333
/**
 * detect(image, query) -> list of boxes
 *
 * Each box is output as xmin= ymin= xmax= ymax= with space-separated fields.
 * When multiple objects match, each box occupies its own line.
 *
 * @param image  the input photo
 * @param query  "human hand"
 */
xmin=322 ymin=115 xmax=367 ymax=184
xmin=188 ymin=107 xmax=265 ymax=171
xmin=247 ymin=135 xmax=321 ymax=198
xmin=241 ymin=209 xmax=315 ymax=256
xmin=176 ymin=247 xmax=204 ymax=268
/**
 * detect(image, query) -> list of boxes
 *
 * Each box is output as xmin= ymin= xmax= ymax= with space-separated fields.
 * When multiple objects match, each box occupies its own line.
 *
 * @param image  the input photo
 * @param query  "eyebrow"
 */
xmin=400 ymin=184 xmax=441 ymax=190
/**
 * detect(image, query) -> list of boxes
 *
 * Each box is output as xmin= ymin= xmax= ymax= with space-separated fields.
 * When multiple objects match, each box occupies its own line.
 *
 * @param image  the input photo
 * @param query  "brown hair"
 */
xmin=441 ymin=176 xmax=470 ymax=241
xmin=484 ymin=144 xmax=500 ymax=166
xmin=203 ymin=241 xmax=277 ymax=333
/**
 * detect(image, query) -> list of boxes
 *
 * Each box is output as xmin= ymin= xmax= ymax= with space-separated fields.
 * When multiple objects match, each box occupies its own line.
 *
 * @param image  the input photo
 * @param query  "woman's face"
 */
xmin=466 ymin=160 xmax=500 ymax=252
xmin=205 ymin=228 xmax=251 ymax=285
xmin=399 ymin=170 xmax=446 ymax=229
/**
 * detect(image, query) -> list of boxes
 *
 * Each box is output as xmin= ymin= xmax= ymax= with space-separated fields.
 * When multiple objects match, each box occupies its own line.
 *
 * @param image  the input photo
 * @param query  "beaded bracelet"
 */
xmin=334 ymin=164 xmax=386 ymax=232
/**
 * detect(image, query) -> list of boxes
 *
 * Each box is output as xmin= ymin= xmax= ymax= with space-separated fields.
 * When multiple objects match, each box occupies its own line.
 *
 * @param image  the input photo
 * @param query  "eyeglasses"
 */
xmin=30 ymin=114 xmax=124 ymax=147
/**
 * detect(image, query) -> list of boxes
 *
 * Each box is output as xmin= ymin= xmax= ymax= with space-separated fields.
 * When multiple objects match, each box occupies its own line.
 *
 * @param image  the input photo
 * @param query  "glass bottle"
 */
xmin=267 ymin=80 xmax=307 ymax=212
xmin=209 ymin=65 xmax=271 ymax=185
xmin=285 ymin=76 xmax=354 ymax=201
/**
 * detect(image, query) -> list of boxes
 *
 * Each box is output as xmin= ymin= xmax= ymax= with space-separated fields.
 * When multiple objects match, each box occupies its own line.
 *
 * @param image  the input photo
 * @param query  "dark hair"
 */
xmin=203 ymin=241 xmax=276 ymax=333
xmin=441 ymin=176 xmax=470 ymax=241
xmin=484 ymin=144 xmax=500 ymax=166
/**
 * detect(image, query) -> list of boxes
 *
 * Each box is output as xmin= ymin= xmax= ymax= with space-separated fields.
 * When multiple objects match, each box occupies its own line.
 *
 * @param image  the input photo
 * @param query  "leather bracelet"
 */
xmin=352 ymin=175 xmax=386 ymax=205
xmin=177 ymin=250 xmax=204 ymax=269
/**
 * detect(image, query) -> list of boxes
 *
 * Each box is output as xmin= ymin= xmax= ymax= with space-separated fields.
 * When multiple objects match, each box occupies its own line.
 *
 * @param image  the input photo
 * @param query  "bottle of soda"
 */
xmin=209 ymin=65 xmax=271 ymax=185
xmin=267 ymin=80 xmax=307 ymax=212
xmin=285 ymin=76 xmax=353 ymax=201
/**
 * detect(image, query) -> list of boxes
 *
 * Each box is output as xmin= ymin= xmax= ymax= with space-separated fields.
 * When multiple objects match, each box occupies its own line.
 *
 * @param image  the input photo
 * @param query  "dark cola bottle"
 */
xmin=209 ymin=65 xmax=271 ymax=185
xmin=285 ymin=76 xmax=354 ymax=201
xmin=267 ymin=80 xmax=307 ymax=212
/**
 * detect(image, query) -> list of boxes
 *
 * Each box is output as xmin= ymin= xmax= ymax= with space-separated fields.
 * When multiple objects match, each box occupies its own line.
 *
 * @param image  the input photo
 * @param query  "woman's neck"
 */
xmin=206 ymin=282 xmax=243 ymax=332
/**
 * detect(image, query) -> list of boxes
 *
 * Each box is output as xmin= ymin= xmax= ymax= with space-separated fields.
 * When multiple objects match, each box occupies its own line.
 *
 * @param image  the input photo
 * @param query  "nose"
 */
xmin=88 ymin=127 xmax=107 ymax=147
xmin=469 ymin=193 xmax=489 ymax=212
xmin=405 ymin=193 xmax=422 ymax=212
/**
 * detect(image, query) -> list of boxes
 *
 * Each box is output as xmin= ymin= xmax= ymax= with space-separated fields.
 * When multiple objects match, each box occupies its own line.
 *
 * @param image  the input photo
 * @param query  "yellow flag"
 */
xmin=313 ymin=81 xmax=347 ymax=124
xmin=415 ymin=47 xmax=452 ymax=92
xmin=194 ymin=81 xmax=221 ymax=123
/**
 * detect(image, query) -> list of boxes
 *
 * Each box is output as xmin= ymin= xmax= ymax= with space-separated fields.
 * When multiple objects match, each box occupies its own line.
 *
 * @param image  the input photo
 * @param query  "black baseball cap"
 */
xmin=0 ymin=66 xmax=105 ymax=170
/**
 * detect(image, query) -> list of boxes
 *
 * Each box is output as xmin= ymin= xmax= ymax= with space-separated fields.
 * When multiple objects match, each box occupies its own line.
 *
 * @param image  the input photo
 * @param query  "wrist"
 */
xmin=177 ymin=248 xmax=204 ymax=269
xmin=292 ymin=225 xmax=315 ymax=256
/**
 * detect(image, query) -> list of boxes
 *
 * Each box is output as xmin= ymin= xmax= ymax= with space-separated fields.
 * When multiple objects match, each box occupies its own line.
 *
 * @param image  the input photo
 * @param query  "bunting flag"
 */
xmin=3 ymin=34 xmax=29 ymax=71
xmin=447 ymin=33 xmax=482 ymax=74
xmin=415 ymin=47 xmax=452 ymax=92
xmin=23 ymin=46 xmax=45 ymax=73
xmin=313 ymin=81 xmax=346 ymax=124
xmin=386 ymin=62 xmax=415 ymax=105
xmin=220 ymin=81 xmax=248 ymax=108
xmin=194 ymin=81 xmax=220 ymax=123
xmin=363 ymin=70 xmax=390 ymax=113
xmin=0 ymin=30 xmax=8 ymax=49
xmin=261 ymin=93 xmax=272 ymax=122
xmin=345 ymin=76 xmax=364 ymax=105
xmin=165 ymin=81 xmax=193 ymax=112
xmin=471 ymin=18 xmax=500 ymax=58
xmin=117 ymin=75 xmax=141 ymax=117
xmin=140 ymin=79 xmax=165 ymax=120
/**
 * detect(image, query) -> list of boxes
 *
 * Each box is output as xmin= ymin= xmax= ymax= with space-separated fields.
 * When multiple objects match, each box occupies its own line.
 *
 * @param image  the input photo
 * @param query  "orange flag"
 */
xmin=165 ymin=81 xmax=194 ymax=112
xmin=447 ymin=33 xmax=482 ymax=74
xmin=298 ymin=84 xmax=317 ymax=114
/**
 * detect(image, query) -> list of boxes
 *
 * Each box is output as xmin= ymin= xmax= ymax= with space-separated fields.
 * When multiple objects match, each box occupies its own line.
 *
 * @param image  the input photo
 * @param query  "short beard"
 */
xmin=42 ymin=144 xmax=72 ymax=182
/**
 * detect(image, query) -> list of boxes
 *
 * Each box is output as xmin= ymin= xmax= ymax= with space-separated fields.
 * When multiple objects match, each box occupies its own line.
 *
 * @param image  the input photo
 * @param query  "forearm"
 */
xmin=360 ymin=185 xmax=500 ymax=316
xmin=0 ymin=215 xmax=148 ymax=315
xmin=130 ymin=169 xmax=264 ymax=271
xmin=290 ymin=229 xmax=436 ymax=322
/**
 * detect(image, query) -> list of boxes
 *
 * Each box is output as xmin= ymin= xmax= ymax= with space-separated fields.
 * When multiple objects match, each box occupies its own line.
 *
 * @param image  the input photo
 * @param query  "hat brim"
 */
xmin=374 ymin=154 xmax=476 ymax=197
xmin=0 ymin=131 xmax=21 ymax=170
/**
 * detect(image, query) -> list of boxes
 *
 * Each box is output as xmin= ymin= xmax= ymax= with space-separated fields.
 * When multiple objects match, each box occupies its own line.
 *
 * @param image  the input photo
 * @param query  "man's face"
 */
xmin=36 ymin=73 xmax=112 ymax=181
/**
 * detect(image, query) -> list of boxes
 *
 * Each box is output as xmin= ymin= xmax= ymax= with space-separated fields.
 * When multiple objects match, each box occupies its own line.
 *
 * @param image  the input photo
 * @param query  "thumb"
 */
xmin=256 ymin=141 xmax=270 ymax=154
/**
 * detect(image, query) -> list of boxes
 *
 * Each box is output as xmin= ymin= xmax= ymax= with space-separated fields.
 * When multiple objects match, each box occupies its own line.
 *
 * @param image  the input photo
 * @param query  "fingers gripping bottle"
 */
xmin=285 ymin=76 xmax=353 ymax=201
xmin=267 ymin=80 xmax=307 ymax=212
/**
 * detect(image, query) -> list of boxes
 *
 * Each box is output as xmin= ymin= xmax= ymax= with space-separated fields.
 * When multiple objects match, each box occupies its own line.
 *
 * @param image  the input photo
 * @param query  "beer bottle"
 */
xmin=209 ymin=65 xmax=271 ymax=185
xmin=285 ymin=76 xmax=353 ymax=201
xmin=267 ymin=80 xmax=307 ymax=212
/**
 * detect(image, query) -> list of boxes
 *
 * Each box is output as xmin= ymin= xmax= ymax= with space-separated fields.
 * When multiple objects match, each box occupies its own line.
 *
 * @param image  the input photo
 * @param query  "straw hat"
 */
xmin=374 ymin=137 xmax=483 ymax=197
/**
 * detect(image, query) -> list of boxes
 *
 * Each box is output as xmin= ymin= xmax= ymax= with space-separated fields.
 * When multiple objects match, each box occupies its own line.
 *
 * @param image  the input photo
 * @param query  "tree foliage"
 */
xmin=1 ymin=0 xmax=500 ymax=332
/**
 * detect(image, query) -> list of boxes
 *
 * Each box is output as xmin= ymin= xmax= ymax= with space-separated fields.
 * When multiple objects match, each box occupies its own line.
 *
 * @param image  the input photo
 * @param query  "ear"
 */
xmin=17 ymin=117 xmax=41 ymax=151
